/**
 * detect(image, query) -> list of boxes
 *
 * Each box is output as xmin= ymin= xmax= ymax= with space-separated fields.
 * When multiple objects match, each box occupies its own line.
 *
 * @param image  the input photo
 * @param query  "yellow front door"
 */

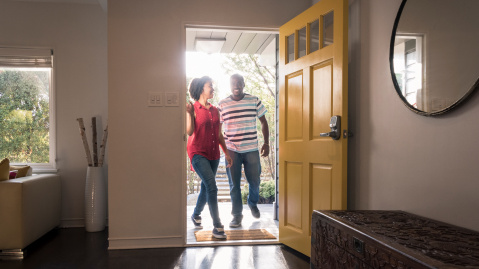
xmin=278 ymin=0 xmax=348 ymax=256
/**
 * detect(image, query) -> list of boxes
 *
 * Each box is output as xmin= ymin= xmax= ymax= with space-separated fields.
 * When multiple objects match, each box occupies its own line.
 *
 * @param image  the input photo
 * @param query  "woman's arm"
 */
xmin=186 ymin=101 xmax=195 ymax=136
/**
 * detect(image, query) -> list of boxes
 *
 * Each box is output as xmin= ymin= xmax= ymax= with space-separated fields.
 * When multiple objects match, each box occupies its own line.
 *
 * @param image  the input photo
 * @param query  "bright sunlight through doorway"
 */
xmin=185 ymin=27 xmax=279 ymax=246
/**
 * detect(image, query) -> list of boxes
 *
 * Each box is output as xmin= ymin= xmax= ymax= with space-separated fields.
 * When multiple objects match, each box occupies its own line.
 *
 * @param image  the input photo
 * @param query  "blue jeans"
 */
xmin=226 ymin=150 xmax=261 ymax=217
xmin=191 ymin=154 xmax=222 ymax=228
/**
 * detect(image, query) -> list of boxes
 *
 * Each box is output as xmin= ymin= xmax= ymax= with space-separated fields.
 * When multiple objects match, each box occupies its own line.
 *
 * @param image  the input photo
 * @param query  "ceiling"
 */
xmin=186 ymin=28 xmax=277 ymax=55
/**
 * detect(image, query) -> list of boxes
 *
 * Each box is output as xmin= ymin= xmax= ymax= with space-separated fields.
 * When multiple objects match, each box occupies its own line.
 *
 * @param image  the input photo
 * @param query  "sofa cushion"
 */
xmin=10 ymin=165 xmax=32 ymax=178
xmin=0 ymin=158 xmax=9 ymax=181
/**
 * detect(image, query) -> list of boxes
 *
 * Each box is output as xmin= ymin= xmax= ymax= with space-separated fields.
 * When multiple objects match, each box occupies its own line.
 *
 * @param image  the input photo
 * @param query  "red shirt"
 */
xmin=187 ymin=101 xmax=220 ymax=162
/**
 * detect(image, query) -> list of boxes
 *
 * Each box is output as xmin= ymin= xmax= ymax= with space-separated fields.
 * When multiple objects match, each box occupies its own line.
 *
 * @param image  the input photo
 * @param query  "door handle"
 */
xmin=320 ymin=115 xmax=341 ymax=140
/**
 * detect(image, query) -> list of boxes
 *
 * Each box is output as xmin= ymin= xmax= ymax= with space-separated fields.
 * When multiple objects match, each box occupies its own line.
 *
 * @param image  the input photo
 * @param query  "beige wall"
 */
xmin=0 ymin=2 xmax=108 ymax=227
xmin=348 ymin=0 xmax=479 ymax=232
xmin=108 ymin=0 xmax=311 ymax=249
xmin=5 ymin=0 xmax=477 ymax=251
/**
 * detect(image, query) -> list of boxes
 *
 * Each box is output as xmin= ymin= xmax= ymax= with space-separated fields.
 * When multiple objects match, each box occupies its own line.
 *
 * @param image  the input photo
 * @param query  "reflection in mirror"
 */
xmin=391 ymin=0 xmax=479 ymax=115
xmin=394 ymin=35 xmax=423 ymax=109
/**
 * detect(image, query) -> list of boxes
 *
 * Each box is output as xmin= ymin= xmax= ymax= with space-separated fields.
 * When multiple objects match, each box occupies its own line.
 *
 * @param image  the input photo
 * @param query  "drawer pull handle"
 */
xmin=353 ymin=237 xmax=364 ymax=254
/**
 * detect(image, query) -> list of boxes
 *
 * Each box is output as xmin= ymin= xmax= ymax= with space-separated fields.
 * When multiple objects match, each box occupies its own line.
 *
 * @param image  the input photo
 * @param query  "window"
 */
xmin=393 ymin=35 xmax=424 ymax=110
xmin=0 ymin=48 xmax=55 ymax=171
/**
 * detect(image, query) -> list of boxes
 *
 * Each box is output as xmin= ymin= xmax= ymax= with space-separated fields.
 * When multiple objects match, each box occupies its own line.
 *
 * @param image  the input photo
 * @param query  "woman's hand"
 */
xmin=186 ymin=101 xmax=194 ymax=115
xmin=186 ymin=101 xmax=195 ymax=136
xmin=225 ymin=155 xmax=233 ymax=168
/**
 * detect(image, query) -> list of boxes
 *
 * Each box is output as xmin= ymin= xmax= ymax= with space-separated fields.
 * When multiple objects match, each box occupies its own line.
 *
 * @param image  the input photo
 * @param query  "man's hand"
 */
xmin=261 ymin=143 xmax=270 ymax=157
xmin=225 ymin=155 xmax=233 ymax=168
xmin=259 ymin=116 xmax=270 ymax=157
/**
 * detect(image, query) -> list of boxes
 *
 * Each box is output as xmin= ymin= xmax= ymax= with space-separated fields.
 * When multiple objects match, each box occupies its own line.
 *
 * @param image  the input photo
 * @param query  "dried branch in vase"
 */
xmin=98 ymin=124 xmax=108 ymax=167
xmin=77 ymin=117 xmax=108 ymax=167
xmin=77 ymin=118 xmax=93 ymax=166
xmin=92 ymin=117 xmax=98 ymax=167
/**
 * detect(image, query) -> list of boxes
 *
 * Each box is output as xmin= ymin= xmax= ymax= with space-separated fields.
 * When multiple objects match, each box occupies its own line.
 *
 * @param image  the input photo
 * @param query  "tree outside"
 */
xmin=0 ymin=69 xmax=50 ymax=163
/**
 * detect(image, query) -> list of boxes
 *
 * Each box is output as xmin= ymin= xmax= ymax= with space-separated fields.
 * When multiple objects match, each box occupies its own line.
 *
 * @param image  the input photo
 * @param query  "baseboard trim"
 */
xmin=60 ymin=218 xmax=84 ymax=228
xmin=60 ymin=218 xmax=109 ymax=228
xmin=108 ymin=235 xmax=184 ymax=250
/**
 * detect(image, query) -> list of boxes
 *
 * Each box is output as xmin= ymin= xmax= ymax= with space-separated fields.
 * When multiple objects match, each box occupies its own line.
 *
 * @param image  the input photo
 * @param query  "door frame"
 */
xmin=181 ymin=22 xmax=280 ymax=246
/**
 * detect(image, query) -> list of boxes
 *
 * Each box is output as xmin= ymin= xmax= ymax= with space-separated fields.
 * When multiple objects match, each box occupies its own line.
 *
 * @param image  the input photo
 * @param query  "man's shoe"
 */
xmin=229 ymin=215 xmax=243 ymax=228
xmin=191 ymin=215 xmax=203 ymax=229
xmin=212 ymin=225 xmax=227 ymax=239
xmin=249 ymin=205 xmax=260 ymax=219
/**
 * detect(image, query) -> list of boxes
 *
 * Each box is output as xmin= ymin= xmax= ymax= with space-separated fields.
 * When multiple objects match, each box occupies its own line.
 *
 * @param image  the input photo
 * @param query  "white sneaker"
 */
xmin=212 ymin=226 xmax=227 ymax=239
xmin=191 ymin=215 xmax=203 ymax=229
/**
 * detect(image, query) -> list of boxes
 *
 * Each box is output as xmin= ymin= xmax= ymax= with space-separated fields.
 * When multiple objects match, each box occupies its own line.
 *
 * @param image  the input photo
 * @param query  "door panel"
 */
xmin=311 ymin=62 xmax=333 ymax=140
xmin=285 ymin=162 xmax=303 ymax=230
xmin=310 ymin=163 xmax=332 ymax=235
xmin=286 ymin=73 xmax=304 ymax=141
xmin=279 ymin=0 xmax=348 ymax=256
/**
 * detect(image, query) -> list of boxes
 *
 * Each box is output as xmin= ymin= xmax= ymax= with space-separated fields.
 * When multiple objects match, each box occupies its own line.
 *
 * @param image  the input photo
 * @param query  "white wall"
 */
xmin=108 ymin=0 xmax=311 ymax=249
xmin=0 ymin=1 xmax=108 ymax=227
xmin=348 ymin=0 xmax=479 ymax=232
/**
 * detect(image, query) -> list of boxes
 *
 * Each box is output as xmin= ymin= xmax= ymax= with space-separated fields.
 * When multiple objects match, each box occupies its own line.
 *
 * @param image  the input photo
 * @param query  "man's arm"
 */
xmin=259 ymin=115 xmax=269 ymax=157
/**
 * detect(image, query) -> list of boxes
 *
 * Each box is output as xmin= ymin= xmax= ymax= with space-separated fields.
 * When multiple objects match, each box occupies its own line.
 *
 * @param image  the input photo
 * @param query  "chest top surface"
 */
xmin=315 ymin=210 xmax=479 ymax=268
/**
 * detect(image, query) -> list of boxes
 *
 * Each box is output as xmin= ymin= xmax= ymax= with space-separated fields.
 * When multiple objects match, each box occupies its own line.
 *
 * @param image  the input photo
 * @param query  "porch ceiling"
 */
xmin=186 ymin=28 xmax=276 ymax=55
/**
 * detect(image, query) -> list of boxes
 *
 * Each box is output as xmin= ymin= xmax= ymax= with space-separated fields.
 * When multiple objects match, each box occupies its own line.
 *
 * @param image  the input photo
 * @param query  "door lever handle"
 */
xmin=320 ymin=130 xmax=340 ymax=140
xmin=320 ymin=115 xmax=341 ymax=140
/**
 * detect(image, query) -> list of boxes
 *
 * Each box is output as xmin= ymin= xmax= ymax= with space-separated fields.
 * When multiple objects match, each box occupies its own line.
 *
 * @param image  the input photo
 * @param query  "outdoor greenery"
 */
xmin=242 ymin=180 xmax=276 ymax=204
xmin=0 ymin=69 xmax=50 ymax=163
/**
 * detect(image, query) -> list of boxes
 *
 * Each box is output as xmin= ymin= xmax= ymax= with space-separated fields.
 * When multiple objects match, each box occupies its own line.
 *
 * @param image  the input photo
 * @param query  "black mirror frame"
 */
xmin=389 ymin=0 xmax=479 ymax=116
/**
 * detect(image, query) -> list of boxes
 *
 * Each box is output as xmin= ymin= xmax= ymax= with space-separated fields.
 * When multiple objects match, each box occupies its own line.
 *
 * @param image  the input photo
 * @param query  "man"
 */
xmin=218 ymin=74 xmax=270 ymax=228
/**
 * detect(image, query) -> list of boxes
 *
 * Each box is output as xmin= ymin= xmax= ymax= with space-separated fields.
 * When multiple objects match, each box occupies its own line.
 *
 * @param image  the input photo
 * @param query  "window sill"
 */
xmin=32 ymin=168 xmax=59 ymax=174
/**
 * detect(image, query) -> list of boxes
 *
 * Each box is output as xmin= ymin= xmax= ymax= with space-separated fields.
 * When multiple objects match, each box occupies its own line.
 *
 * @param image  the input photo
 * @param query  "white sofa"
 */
xmin=0 ymin=174 xmax=61 ymax=258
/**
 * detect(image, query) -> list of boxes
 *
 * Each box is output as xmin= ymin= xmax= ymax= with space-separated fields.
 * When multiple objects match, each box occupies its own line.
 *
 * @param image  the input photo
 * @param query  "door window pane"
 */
xmin=310 ymin=20 xmax=320 ymax=53
xmin=298 ymin=27 xmax=307 ymax=58
xmin=322 ymin=11 xmax=334 ymax=48
xmin=287 ymin=34 xmax=295 ymax=63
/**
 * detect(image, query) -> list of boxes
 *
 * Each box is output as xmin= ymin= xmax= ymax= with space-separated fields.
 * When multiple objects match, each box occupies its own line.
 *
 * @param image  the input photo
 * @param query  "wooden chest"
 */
xmin=311 ymin=210 xmax=479 ymax=268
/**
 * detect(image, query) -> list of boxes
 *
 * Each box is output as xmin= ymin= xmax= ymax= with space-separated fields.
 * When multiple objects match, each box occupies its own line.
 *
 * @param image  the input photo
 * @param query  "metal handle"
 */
xmin=320 ymin=131 xmax=339 ymax=138
xmin=353 ymin=237 xmax=364 ymax=254
xmin=320 ymin=115 xmax=341 ymax=140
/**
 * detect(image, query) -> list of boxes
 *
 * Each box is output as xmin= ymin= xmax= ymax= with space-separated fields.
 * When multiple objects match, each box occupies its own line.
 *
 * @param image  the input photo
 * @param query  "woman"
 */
xmin=186 ymin=76 xmax=232 ymax=239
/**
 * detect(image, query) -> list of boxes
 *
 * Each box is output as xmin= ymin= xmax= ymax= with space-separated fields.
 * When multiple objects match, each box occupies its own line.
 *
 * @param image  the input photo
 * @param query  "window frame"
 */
xmin=0 ymin=47 xmax=57 ymax=173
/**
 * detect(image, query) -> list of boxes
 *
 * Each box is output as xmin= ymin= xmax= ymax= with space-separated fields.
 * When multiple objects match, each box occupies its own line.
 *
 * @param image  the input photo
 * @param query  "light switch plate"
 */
xmin=165 ymin=92 xmax=179 ymax=106
xmin=148 ymin=92 xmax=164 ymax=107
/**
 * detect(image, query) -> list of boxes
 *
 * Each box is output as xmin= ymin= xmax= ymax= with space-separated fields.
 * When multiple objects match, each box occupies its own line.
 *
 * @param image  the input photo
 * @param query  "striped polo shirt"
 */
xmin=218 ymin=94 xmax=267 ymax=153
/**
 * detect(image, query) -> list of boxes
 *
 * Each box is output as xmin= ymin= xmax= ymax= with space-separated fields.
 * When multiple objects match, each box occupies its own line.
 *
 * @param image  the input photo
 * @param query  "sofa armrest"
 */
xmin=0 ymin=174 xmax=61 ymax=250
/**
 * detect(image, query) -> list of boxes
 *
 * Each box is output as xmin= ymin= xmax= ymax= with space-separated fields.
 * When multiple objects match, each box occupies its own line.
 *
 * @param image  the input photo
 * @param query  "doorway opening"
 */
xmin=184 ymin=27 xmax=279 ymax=246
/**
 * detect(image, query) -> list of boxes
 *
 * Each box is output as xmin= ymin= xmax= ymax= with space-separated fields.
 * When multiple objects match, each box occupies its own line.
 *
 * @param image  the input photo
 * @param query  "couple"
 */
xmin=186 ymin=74 xmax=270 ymax=239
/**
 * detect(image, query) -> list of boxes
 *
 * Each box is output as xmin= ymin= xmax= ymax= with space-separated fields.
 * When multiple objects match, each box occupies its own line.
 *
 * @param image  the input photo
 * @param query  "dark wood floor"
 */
xmin=0 ymin=228 xmax=310 ymax=268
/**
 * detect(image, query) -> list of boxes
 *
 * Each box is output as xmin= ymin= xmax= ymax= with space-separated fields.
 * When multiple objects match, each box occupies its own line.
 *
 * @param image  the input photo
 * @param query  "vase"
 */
xmin=85 ymin=166 xmax=106 ymax=232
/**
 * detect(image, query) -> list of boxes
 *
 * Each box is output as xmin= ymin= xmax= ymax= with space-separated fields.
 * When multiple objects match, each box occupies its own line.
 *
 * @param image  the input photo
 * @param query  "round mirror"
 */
xmin=390 ymin=0 xmax=479 ymax=116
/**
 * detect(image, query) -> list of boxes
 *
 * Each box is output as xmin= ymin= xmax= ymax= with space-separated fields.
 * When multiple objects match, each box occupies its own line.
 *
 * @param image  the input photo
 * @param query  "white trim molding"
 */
xmin=108 ymin=235 xmax=184 ymax=250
